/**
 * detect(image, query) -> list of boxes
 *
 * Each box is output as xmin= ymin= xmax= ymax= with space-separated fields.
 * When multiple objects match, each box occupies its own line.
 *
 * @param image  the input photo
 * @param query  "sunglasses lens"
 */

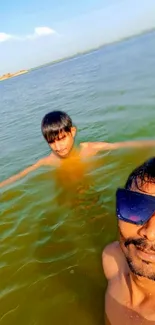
xmin=116 ymin=189 xmax=155 ymax=225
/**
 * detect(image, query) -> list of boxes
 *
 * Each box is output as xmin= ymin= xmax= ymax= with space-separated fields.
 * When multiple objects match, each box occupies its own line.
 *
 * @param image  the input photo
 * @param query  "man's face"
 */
xmin=49 ymin=127 xmax=76 ymax=158
xmin=119 ymin=182 xmax=155 ymax=281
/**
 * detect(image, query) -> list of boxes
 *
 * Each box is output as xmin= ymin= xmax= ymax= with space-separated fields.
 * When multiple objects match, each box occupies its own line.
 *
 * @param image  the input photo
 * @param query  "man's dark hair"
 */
xmin=125 ymin=157 xmax=155 ymax=190
xmin=41 ymin=111 xmax=73 ymax=143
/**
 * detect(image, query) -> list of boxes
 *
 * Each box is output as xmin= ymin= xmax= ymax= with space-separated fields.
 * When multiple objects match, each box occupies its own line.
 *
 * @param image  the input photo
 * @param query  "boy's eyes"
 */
xmin=49 ymin=135 xmax=66 ymax=144
xmin=59 ymin=135 xmax=66 ymax=141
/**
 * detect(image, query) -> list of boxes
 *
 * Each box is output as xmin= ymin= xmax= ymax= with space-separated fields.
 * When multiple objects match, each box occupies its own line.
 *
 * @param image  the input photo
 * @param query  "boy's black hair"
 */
xmin=125 ymin=157 xmax=155 ymax=190
xmin=41 ymin=111 xmax=73 ymax=143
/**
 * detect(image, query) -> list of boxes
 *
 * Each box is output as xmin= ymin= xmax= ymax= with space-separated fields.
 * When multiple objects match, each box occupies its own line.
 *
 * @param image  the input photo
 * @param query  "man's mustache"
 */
xmin=124 ymin=238 xmax=155 ymax=252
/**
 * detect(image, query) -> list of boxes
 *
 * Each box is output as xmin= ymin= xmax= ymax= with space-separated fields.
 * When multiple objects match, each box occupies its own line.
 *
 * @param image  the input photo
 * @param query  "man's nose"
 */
xmin=139 ymin=213 xmax=155 ymax=241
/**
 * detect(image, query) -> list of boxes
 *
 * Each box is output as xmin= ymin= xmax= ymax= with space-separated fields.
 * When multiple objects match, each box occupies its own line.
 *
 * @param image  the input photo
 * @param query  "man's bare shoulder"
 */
xmin=102 ymin=241 xmax=127 ymax=280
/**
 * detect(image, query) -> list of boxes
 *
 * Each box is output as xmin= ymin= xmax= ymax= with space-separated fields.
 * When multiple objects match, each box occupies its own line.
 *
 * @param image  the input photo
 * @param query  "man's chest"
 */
xmin=105 ymin=287 xmax=155 ymax=325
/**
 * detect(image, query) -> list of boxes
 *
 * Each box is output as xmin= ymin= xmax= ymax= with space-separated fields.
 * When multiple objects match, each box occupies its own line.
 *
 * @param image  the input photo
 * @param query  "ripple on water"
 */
xmin=1 ymin=32 xmax=155 ymax=324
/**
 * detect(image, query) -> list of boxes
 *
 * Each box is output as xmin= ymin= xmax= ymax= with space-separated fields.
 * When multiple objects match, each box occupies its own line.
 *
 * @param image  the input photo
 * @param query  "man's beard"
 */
xmin=120 ymin=232 xmax=155 ymax=281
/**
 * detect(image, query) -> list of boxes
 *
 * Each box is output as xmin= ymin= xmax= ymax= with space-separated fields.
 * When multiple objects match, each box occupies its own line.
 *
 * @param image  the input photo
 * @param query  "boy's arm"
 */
xmin=0 ymin=157 xmax=52 ymax=189
xmin=84 ymin=139 xmax=155 ymax=153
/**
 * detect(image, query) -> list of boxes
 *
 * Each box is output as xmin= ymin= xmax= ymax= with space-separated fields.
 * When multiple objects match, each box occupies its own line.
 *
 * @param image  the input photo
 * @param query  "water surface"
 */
xmin=0 ymin=31 xmax=155 ymax=325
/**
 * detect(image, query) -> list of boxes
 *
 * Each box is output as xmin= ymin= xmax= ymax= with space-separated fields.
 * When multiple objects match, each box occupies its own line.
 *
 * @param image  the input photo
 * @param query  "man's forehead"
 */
xmin=131 ymin=178 xmax=155 ymax=196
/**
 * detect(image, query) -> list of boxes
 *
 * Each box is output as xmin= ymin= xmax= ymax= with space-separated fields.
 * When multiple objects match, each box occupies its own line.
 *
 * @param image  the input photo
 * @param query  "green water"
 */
xmin=0 ymin=31 xmax=155 ymax=324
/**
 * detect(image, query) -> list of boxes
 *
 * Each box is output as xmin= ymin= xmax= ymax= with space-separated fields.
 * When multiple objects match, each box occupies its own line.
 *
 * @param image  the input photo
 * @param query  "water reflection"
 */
xmin=0 ymin=149 xmax=153 ymax=324
xmin=34 ymin=155 xmax=115 ymax=325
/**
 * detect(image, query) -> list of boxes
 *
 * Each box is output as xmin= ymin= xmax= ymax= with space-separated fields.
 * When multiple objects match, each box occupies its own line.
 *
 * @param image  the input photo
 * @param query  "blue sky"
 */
xmin=0 ymin=0 xmax=155 ymax=74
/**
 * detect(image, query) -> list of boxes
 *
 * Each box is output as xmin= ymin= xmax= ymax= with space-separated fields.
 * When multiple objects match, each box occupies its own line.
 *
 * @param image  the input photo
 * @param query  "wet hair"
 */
xmin=41 ymin=111 xmax=73 ymax=143
xmin=125 ymin=157 xmax=155 ymax=190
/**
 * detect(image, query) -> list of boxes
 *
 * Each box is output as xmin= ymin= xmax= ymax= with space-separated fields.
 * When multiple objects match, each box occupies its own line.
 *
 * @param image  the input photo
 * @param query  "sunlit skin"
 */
xmin=49 ymin=127 xmax=77 ymax=159
xmin=0 ymin=125 xmax=155 ymax=188
xmin=103 ymin=182 xmax=155 ymax=325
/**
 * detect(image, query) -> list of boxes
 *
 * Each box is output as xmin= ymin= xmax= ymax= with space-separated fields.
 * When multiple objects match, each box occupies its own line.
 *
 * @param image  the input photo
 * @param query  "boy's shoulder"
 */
xmin=80 ymin=141 xmax=111 ymax=154
xmin=80 ymin=142 xmax=92 ymax=148
xmin=39 ymin=154 xmax=59 ymax=166
xmin=80 ymin=142 xmax=97 ymax=156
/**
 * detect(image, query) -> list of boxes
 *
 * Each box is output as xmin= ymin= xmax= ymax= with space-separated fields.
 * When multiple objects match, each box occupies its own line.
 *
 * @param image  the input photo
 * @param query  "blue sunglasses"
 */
xmin=116 ymin=188 xmax=155 ymax=225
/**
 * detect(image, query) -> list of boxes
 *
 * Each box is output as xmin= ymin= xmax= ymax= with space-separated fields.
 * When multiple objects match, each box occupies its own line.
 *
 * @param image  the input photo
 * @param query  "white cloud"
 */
xmin=26 ymin=26 xmax=56 ymax=40
xmin=0 ymin=27 xmax=56 ymax=43
xmin=35 ymin=27 xmax=55 ymax=36
xmin=0 ymin=32 xmax=12 ymax=42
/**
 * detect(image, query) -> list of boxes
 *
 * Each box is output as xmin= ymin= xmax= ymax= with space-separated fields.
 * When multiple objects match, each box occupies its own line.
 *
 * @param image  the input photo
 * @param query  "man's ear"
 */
xmin=71 ymin=127 xmax=77 ymax=138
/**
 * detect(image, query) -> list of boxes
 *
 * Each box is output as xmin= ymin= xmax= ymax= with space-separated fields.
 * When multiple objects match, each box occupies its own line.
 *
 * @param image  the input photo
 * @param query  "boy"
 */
xmin=0 ymin=110 xmax=155 ymax=188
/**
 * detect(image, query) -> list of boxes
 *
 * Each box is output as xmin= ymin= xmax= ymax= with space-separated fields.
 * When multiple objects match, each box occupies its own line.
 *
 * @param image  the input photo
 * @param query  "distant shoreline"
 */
xmin=1 ymin=27 xmax=155 ymax=80
xmin=30 ymin=27 xmax=155 ymax=72
xmin=0 ymin=70 xmax=28 ymax=82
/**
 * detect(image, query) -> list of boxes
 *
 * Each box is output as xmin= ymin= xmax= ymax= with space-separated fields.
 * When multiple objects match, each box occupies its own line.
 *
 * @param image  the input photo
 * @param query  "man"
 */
xmin=0 ymin=110 xmax=155 ymax=188
xmin=103 ymin=157 xmax=155 ymax=324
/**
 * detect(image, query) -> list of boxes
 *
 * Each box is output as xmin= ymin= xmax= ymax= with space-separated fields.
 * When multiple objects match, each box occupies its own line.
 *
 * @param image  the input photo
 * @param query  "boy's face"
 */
xmin=49 ymin=127 xmax=76 ymax=158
